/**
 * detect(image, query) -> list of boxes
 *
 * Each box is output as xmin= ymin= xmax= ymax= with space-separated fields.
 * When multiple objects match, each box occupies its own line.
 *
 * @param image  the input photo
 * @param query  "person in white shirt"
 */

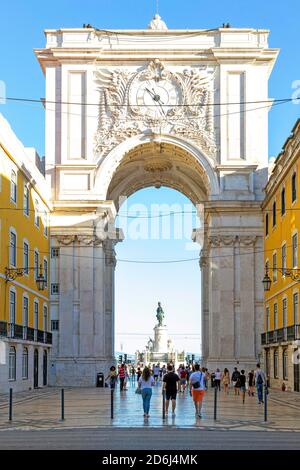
xmin=138 ymin=367 xmax=155 ymax=418
xmin=189 ymin=364 xmax=206 ymax=418
xmin=214 ymin=368 xmax=221 ymax=391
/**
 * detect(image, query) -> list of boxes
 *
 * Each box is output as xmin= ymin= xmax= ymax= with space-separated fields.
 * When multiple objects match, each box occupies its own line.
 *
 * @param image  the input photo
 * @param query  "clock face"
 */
xmin=131 ymin=78 xmax=181 ymax=118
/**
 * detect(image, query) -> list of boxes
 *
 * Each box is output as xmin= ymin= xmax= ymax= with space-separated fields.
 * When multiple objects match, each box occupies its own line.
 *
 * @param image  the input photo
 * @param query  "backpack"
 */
xmin=256 ymin=373 xmax=263 ymax=385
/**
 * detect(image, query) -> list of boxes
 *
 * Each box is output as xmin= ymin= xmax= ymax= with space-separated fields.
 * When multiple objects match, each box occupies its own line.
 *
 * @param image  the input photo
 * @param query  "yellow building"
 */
xmin=0 ymin=113 xmax=51 ymax=393
xmin=262 ymin=119 xmax=300 ymax=392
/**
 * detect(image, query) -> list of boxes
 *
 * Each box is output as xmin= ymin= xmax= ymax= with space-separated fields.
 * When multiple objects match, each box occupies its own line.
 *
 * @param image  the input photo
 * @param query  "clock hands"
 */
xmin=145 ymin=87 xmax=166 ymax=116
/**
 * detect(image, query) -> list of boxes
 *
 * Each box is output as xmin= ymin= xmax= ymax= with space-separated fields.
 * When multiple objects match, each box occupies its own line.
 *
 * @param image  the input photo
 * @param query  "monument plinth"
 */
xmin=135 ymin=302 xmax=185 ymax=367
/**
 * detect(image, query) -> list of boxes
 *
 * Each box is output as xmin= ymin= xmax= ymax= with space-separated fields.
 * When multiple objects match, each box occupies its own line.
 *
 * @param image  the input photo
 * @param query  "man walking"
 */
xmin=163 ymin=364 xmax=180 ymax=417
xmin=189 ymin=363 xmax=206 ymax=418
xmin=231 ymin=367 xmax=240 ymax=396
xmin=255 ymin=363 xmax=266 ymax=404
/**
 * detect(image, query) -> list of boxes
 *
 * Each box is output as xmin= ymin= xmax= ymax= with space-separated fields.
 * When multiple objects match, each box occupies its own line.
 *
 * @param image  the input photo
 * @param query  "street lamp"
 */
xmin=262 ymin=267 xmax=300 ymax=291
xmin=262 ymin=269 xmax=272 ymax=292
xmin=5 ymin=264 xmax=47 ymax=291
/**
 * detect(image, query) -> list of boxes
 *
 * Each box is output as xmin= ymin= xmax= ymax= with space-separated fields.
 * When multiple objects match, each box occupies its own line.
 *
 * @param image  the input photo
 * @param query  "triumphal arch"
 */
xmin=35 ymin=16 xmax=278 ymax=384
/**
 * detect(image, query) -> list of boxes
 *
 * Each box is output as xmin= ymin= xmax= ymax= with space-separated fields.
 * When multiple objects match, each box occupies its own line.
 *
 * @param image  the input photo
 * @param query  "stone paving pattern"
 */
xmin=0 ymin=378 xmax=300 ymax=432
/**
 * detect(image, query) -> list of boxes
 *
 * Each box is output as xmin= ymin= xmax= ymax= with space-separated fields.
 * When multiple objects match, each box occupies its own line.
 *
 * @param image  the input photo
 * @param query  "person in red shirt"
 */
xmin=118 ymin=364 xmax=126 ymax=391
xmin=180 ymin=367 xmax=188 ymax=392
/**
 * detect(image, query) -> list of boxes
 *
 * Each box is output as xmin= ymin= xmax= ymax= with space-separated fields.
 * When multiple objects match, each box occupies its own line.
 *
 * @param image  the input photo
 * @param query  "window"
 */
xmin=23 ymin=184 xmax=29 ymax=216
xmin=43 ymin=305 xmax=48 ymax=331
xmin=44 ymin=259 xmax=48 ymax=287
xmin=51 ymin=247 xmax=60 ymax=258
xmin=23 ymin=296 xmax=29 ymax=327
xmin=272 ymin=252 xmax=277 ymax=282
xmin=22 ymin=348 xmax=28 ymax=379
xmin=23 ymin=242 xmax=29 ymax=275
xmin=265 ymin=213 xmax=269 ymax=237
xmin=34 ymin=250 xmax=39 ymax=280
xmin=9 ymin=347 xmax=16 ymax=381
xmin=10 ymin=230 xmax=16 ymax=267
xmin=34 ymin=199 xmax=40 ymax=227
xmin=9 ymin=290 xmax=16 ymax=325
xmin=10 ymin=170 xmax=17 ymax=203
xmin=292 ymin=172 xmax=297 ymax=203
xmin=283 ymin=350 xmax=288 ymax=380
xmin=283 ymin=298 xmax=287 ymax=327
xmin=281 ymin=188 xmax=286 ymax=216
xmin=266 ymin=306 xmax=270 ymax=331
xmin=34 ymin=301 xmax=39 ymax=330
xmin=274 ymin=350 xmax=279 ymax=378
xmin=292 ymin=233 xmax=298 ymax=268
xmin=272 ymin=201 xmax=276 ymax=227
xmin=51 ymin=284 xmax=59 ymax=295
xmin=43 ymin=211 xmax=48 ymax=237
xmin=293 ymin=292 xmax=299 ymax=324
xmin=274 ymin=303 xmax=278 ymax=330
xmin=282 ymin=244 xmax=287 ymax=275
xmin=51 ymin=320 xmax=59 ymax=331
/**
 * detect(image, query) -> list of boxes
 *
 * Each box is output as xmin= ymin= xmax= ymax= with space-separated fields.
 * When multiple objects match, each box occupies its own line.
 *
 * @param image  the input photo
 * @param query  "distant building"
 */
xmin=262 ymin=119 xmax=300 ymax=392
xmin=0 ymin=113 xmax=52 ymax=393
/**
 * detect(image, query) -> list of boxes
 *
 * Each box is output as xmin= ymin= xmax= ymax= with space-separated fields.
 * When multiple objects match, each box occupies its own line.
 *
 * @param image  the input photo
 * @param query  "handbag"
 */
xmin=135 ymin=387 xmax=142 ymax=394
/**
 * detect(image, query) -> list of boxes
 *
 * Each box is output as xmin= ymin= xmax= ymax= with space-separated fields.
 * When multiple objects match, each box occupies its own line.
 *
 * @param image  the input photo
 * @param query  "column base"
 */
xmin=49 ymin=357 xmax=116 ymax=387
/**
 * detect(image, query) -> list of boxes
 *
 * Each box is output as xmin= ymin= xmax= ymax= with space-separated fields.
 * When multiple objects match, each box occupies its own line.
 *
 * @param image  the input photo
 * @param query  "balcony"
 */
xmin=0 ymin=321 xmax=52 ymax=345
xmin=261 ymin=325 xmax=300 ymax=345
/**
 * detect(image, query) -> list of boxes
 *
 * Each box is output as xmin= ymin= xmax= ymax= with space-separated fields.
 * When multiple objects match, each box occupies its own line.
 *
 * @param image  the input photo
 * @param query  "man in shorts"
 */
xmin=163 ymin=364 xmax=180 ymax=417
xmin=189 ymin=363 xmax=206 ymax=418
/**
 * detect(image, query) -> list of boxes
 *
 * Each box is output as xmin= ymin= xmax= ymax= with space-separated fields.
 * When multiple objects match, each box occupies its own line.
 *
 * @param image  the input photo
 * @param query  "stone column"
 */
xmin=200 ymin=250 xmax=209 ymax=364
xmin=103 ymin=239 xmax=117 ymax=365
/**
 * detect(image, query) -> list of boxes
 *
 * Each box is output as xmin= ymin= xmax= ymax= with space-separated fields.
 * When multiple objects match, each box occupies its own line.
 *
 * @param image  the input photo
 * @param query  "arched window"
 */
xmin=22 ymin=348 xmax=28 ymax=379
xmin=9 ymin=346 xmax=16 ymax=381
xmin=274 ymin=349 xmax=279 ymax=379
xmin=283 ymin=350 xmax=288 ymax=380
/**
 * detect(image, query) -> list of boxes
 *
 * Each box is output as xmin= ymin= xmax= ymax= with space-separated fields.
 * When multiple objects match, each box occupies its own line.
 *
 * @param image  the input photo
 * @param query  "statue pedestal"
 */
xmin=153 ymin=325 xmax=168 ymax=353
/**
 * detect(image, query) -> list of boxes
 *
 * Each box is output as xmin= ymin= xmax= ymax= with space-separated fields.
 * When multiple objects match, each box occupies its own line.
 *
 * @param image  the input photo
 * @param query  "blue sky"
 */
xmin=0 ymin=0 xmax=299 ymax=353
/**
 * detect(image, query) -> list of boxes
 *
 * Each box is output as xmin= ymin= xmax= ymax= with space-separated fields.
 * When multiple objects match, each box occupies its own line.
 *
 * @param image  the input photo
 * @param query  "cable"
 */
xmin=7 ymin=240 xmax=297 ymax=264
xmin=1 ymin=95 xmax=295 ymax=108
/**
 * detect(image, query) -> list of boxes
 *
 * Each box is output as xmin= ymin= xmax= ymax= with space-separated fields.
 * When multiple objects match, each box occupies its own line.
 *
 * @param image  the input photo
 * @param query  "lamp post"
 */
xmin=5 ymin=264 xmax=47 ymax=291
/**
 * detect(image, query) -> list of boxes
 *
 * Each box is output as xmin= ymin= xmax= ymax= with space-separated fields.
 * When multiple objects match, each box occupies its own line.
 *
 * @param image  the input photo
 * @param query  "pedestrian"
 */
xmin=210 ymin=371 xmax=215 ymax=388
xmin=239 ymin=370 xmax=246 ymax=404
xmin=221 ymin=368 xmax=230 ymax=396
xmin=105 ymin=365 xmax=118 ymax=389
xmin=138 ymin=366 xmax=155 ymax=418
xmin=248 ymin=370 xmax=255 ymax=396
xmin=153 ymin=363 xmax=160 ymax=383
xmin=189 ymin=363 xmax=206 ymax=418
xmin=131 ymin=366 xmax=136 ymax=382
xmin=136 ymin=367 xmax=142 ymax=382
xmin=255 ymin=363 xmax=266 ymax=404
xmin=179 ymin=367 xmax=188 ymax=392
xmin=118 ymin=363 xmax=126 ymax=391
xmin=163 ymin=364 xmax=180 ymax=417
xmin=231 ymin=367 xmax=240 ymax=395
xmin=214 ymin=368 xmax=221 ymax=391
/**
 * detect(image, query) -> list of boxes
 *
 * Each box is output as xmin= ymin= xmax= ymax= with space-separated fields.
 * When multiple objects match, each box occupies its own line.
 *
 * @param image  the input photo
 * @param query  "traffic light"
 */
xmin=118 ymin=354 xmax=123 ymax=364
xmin=191 ymin=354 xmax=195 ymax=363
xmin=124 ymin=353 xmax=127 ymax=364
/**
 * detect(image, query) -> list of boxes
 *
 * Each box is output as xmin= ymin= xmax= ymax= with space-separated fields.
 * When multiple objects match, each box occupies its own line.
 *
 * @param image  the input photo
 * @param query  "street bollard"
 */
xmin=213 ymin=385 xmax=217 ymax=421
xmin=111 ymin=388 xmax=114 ymax=420
xmin=264 ymin=384 xmax=268 ymax=422
xmin=162 ymin=389 xmax=166 ymax=420
xmin=61 ymin=388 xmax=65 ymax=421
xmin=9 ymin=388 xmax=13 ymax=421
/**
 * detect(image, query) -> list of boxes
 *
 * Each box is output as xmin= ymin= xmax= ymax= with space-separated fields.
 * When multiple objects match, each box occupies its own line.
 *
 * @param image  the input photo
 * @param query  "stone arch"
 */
xmin=94 ymin=134 xmax=219 ymax=203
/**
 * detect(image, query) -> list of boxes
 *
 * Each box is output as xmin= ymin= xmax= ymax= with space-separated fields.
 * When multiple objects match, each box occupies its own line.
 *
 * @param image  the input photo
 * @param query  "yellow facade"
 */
xmin=263 ymin=119 xmax=300 ymax=392
xmin=0 ymin=142 xmax=50 ymax=329
xmin=0 ymin=114 xmax=51 ymax=392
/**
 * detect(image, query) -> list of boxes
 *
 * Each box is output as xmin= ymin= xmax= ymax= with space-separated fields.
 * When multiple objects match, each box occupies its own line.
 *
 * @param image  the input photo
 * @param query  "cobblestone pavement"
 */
xmin=0 ymin=379 xmax=300 ymax=432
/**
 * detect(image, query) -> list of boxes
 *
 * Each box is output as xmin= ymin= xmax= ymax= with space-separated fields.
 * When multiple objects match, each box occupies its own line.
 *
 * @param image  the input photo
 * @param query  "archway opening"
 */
xmin=114 ymin=185 xmax=203 ymax=365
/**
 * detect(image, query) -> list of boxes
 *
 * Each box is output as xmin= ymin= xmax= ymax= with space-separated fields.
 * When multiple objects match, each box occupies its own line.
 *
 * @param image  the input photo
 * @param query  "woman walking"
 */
xmin=138 ymin=366 xmax=155 ymax=418
xmin=221 ymin=368 xmax=230 ymax=396
xmin=239 ymin=370 xmax=247 ymax=404
xmin=106 ymin=365 xmax=118 ymax=389
xmin=248 ymin=370 xmax=255 ymax=396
